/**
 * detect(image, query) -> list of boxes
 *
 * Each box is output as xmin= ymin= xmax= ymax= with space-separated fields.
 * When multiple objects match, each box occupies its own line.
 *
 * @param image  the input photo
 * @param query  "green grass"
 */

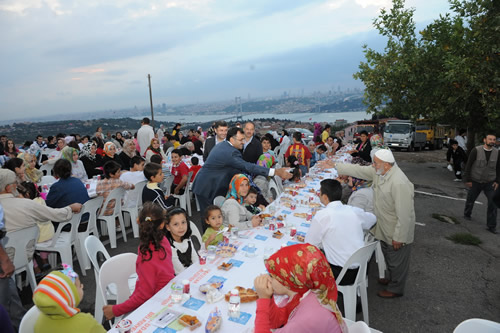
xmin=446 ymin=233 xmax=482 ymax=246
xmin=432 ymin=213 xmax=459 ymax=224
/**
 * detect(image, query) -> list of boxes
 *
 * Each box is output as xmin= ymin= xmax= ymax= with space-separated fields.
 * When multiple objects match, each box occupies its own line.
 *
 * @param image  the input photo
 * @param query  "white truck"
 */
xmin=383 ymin=120 xmax=426 ymax=152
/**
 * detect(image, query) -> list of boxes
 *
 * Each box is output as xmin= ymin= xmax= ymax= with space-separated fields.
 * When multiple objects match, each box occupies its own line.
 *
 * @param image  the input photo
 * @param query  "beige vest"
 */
xmin=470 ymin=146 xmax=498 ymax=183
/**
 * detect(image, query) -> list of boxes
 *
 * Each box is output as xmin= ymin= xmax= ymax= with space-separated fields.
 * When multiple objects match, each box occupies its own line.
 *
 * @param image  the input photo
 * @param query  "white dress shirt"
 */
xmin=305 ymin=201 xmax=376 ymax=268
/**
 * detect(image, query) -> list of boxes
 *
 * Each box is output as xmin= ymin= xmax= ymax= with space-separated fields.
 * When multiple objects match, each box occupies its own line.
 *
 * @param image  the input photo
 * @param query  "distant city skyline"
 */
xmin=0 ymin=0 xmax=450 ymax=120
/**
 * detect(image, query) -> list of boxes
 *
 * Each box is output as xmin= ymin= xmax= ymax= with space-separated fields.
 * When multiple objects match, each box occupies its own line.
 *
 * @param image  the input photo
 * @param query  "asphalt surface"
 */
xmin=19 ymin=148 xmax=500 ymax=332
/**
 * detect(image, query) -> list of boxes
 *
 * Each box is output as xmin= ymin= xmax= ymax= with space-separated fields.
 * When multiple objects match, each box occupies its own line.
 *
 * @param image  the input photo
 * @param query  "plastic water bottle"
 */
xmin=228 ymin=289 xmax=240 ymax=319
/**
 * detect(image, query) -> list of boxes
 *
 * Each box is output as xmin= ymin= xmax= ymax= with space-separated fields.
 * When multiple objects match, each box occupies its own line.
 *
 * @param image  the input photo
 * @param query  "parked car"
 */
xmin=286 ymin=128 xmax=314 ymax=144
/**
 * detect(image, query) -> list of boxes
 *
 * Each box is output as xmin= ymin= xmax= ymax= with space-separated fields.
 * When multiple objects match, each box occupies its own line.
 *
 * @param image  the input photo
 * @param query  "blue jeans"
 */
xmin=464 ymin=181 xmax=498 ymax=229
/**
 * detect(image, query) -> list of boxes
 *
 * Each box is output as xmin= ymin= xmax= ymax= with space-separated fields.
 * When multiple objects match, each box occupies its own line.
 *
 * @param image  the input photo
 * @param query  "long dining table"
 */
xmin=107 ymin=166 xmax=382 ymax=333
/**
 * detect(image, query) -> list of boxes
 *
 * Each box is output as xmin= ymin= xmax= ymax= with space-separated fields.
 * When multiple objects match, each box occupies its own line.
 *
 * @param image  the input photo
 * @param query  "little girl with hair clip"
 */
xmin=202 ymin=205 xmax=225 ymax=248
xmin=103 ymin=202 xmax=175 ymax=320
xmin=286 ymin=155 xmax=302 ymax=182
xmin=165 ymin=208 xmax=200 ymax=274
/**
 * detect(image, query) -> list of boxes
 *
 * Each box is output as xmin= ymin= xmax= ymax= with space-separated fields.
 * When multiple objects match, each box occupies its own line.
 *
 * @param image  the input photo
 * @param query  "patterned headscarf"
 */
xmin=122 ymin=139 xmax=136 ymax=158
xmin=103 ymin=142 xmax=116 ymax=158
xmin=370 ymin=134 xmax=385 ymax=148
xmin=225 ymin=174 xmax=249 ymax=204
xmin=257 ymin=153 xmax=275 ymax=168
xmin=18 ymin=152 xmax=42 ymax=183
xmin=33 ymin=265 xmax=81 ymax=318
xmin=61 ymin=146 xmax=79 ymax=164
xmin=265 ymin=244 xmax=346 ymax=332
xmin=79 ymin=142 xmax=96 ymax=161
xmin=146 ymin=138 xmax=161 ymax=155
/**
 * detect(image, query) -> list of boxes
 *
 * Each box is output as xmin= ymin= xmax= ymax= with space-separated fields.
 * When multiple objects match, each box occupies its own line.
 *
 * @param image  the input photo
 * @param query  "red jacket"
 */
xmin=112 ymin=237 xmax=175 ymax=316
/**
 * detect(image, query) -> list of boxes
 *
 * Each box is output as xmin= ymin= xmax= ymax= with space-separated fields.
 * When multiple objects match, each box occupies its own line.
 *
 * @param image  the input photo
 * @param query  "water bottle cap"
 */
xmin=230 ymin=289 xmax=239 ymax=295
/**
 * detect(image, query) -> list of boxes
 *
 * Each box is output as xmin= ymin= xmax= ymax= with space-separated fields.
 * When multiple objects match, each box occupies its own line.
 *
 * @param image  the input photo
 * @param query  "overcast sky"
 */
xmin=0 ymin=0 xmax=450 ymax=120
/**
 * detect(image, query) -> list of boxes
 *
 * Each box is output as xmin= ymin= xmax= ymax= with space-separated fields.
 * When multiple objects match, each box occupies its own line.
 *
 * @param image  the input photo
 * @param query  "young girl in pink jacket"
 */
xmin=103 ymin=202 xmax=175 ymax=320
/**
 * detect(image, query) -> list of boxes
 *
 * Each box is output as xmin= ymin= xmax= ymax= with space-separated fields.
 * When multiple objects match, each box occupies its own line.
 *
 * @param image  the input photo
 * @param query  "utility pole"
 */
xmin=148 ymin=74 xmax=155 ymax=132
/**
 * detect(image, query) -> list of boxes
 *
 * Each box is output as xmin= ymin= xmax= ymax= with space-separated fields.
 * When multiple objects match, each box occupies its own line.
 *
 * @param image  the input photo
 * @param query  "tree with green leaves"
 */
xmin=354 ymin=0 xmax=499 ymax=148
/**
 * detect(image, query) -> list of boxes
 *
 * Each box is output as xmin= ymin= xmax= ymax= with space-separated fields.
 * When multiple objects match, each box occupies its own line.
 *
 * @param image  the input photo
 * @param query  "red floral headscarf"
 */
xmin=225 ymin=174 xmax=249 ymax=204
xmin=265 ymin=243 xmax=346 ymax=331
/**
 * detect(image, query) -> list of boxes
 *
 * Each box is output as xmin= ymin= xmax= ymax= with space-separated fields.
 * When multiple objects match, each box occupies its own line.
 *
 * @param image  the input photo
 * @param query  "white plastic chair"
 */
xmin=122 ymin=180 xmax=147 ymax=238
xmin=347 ymin=320 xmax=371 ymax=333
xmin=97 ymin=187 xmax=127 ymax=249
xmin=38 ymin=175 xmax=56 ymax=187
xmin=99 ymin=252 xmax=138 ymax=325
xmin=162 ymin=174 xmax=175 ymax=196
xmin=213 ymin=196 xmax=226 ymax=208
xmin=4 ymin=226 xmax=40 ymax=293
xmin=39 ymin=163 xmax=54 ymax=176
xmin=454 ymin=318 xmax=500 ymax=333
xmin=336 ymin=241 xmax=378 ymax=325
xmin=19 ymin=305 xmax=41 ymax=333
xmin=173 ymin=171 xmax=193 ymax=216
xmin=274 ymin=175 xmax=284 ymax=193
xmin=165 ymin=146 xmax=174 ymax=155
xmin=365 ymin=233 xmax=387 ymax=279
xmin=269 ymin=178 xmax=281 ymax=201
xmin=77 ymin=196 xmax=104 ymax=271
xmin=36 ymin=210 xmax=87 ymax=276
xmin=190 ymin=221 xmax=203 ymax=249
xmin=84 ymin=236 xmax=137 ymax=324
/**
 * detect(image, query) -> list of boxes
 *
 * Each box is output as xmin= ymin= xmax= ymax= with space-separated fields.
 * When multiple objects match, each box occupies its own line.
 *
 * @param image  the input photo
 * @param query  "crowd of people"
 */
xmin=0 ymin=117 xmax=497 ymax=333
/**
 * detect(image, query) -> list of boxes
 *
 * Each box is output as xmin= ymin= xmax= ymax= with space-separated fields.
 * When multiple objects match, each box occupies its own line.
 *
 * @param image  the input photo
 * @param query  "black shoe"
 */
xmin=487 ymin=227 xmax=498 ymax=234
xmin=463 ymin=215 xmax=471 ymax=221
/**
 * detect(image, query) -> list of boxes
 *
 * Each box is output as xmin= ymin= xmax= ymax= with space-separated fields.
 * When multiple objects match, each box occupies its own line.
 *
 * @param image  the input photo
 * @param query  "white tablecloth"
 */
xmin=107 ymin=167 xmax=381 ymax=333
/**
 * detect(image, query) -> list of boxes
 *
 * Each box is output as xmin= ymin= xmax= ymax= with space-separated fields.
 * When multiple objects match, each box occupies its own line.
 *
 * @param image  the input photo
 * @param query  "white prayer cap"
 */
xmin=375 ymin=149 xmax=395 ymax=163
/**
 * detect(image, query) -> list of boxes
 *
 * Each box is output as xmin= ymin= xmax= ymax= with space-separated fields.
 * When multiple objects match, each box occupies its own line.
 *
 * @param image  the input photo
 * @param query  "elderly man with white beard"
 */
xmin=319 ymin=149 xmax=415 ymax=298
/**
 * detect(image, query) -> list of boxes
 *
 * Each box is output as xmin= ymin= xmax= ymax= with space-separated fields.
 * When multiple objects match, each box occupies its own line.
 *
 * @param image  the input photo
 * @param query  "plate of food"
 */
xmin=224 ymin=286 xmax=258 ymax=303
xmin=217 ymin=262 xmax=233 ymax=271
xmin=308 ymin=202 xmax=321 ymax=208
xmin=216 ymin=243 xmax=238 ymax=257
xmin=178 ymin=314 xmax=201 ymax=331
xmin=295 ymin=231 xmax=306 ymax=243
xmin=199 ymin=282 xmax=224 ymax=294
xmin=259 ymin=213 xmax=272 ymax=219
xmin=293 ymin=212 xmax=307 ymax=219
xmin=205 ymin=308 xmax=222 ymax=333
xmin=272 ymin=230 xmax=284 ymax=239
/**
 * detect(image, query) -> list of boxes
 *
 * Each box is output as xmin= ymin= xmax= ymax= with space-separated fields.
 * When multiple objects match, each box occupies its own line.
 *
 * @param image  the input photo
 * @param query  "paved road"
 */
xmin=21 ymin=149 xmax=500 ymax=332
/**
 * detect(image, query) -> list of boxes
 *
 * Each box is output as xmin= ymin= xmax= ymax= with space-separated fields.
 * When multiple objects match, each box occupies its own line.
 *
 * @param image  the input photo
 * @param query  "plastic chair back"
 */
xmin=80 ymin=196 xmax=104 ymax=236
xmin=19 ymin=306 xmax=41 ymax=333
xmin=99 ymin=252 xmax=138 ymax=325
xmin=162 ymin=174 xmax=175 ymax=196
xmin=268 ymin=178 xmax=281 ymax=201
xmin=39 ymin=163 xmax=54 ymax=176
xmin=348 ymin=321 xmax=371 ymax=333
xmin=454 ymin=318 xmax=500 ymax=333
xmin=98 ymin=187 xmax=126 ymax=219
xmin=4 ymin=226 xmax=40 ymax=292
xmin=213 ymin=196 xmax=225 ymax=208
xmin=85 ymin=235 xmax=111 ymax=280
xmin=336 ymin=241 xmax=377 ymax=324
xmin=39 ymin=175 xmax=56 ymax=186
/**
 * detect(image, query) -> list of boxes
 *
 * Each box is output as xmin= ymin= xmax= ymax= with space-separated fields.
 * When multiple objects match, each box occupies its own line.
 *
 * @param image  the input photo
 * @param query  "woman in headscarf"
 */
xmin=220 ymin=174 xmax=262 ymax=230
xmin=118 ymin=139 xmax=138 ymax=171
xmin=253 ymin=153 xmax=276 ymax=203
xmin=254 ymin=243 xmax=346 ymax=333
xmin=61 ymin=146 xmax=88 ymax=182
xmin=79 ymin=142 xmax=103 ymax=178
xmin=144 ymin=138 xmax=167 ymax=163
xmin=102 ymin=142 xmax=123 ymax=166
xmin=18 ymin=152 xmax=43 ymax=183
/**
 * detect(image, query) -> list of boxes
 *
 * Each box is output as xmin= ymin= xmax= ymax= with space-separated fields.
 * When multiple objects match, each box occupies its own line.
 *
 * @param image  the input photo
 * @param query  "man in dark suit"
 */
xmin=241 ymin=121 xmax=263 ymax=164
xmin=202 ymin=120 xmax=228 ymax=162
xmin=193 ymin=127 xmax=292 ymax=230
